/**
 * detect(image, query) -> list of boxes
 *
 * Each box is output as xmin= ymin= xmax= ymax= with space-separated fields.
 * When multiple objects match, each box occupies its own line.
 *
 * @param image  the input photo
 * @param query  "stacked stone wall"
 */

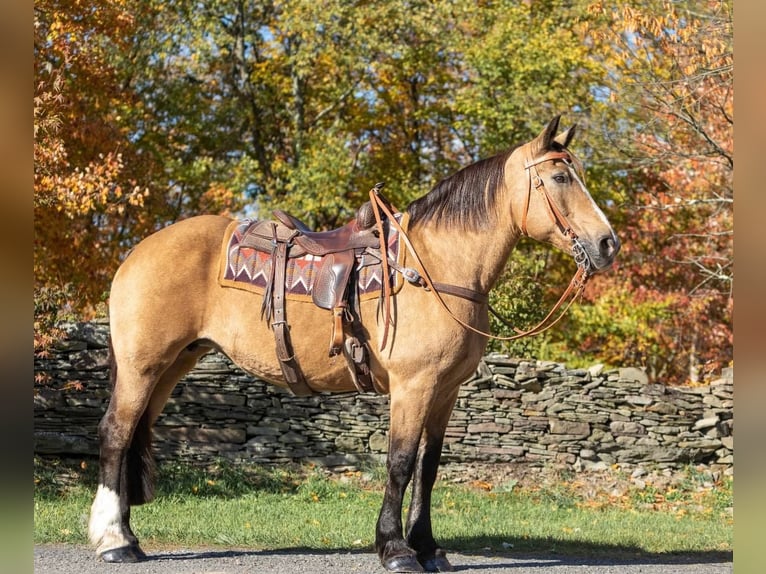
xmin=34 ymin=322 xmax=733 ymax=474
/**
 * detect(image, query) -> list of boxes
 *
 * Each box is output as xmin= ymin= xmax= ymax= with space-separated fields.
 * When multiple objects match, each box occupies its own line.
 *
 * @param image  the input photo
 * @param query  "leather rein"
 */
xmin=368 ymin=150 xmax=593 ymax=349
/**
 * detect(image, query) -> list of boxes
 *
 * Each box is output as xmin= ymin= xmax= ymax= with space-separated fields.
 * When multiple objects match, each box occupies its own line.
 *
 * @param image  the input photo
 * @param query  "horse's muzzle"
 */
xmin=580 ymin=231 xmax=620 ymax=272
xmin=593 ymin=232 xmax=620 ymax=271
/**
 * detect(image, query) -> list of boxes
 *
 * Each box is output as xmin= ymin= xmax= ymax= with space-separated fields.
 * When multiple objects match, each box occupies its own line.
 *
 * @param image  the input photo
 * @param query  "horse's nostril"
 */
xmin=599 ymin=234 xmax=620 ymax=259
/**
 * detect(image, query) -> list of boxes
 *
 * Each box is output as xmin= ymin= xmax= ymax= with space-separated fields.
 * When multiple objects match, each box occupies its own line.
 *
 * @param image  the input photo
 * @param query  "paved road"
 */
xmin=34 ymin=544 xmax=732 ymax=574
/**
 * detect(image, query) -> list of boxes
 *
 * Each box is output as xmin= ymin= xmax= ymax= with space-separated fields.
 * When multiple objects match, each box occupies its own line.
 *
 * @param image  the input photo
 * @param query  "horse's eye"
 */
xmin=553 ymin=173 xmax=569 ymax=184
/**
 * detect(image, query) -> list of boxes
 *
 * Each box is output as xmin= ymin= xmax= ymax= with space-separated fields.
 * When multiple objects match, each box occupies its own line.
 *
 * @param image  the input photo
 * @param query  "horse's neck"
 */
xmin=406 ymin=219 xmax=519 ymax=296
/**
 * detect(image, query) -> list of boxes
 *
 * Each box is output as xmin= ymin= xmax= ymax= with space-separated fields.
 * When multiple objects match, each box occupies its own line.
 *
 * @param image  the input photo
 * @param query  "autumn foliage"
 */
xmin=570 ymin=0 xmax=734 ymax=382
xmin=33 ymin=0 xmax=732 ymax=385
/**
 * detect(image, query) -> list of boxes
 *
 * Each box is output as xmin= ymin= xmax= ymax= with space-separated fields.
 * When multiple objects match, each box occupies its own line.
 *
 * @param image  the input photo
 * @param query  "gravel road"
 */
xmin=34 ymin=544 xmax=732 ymax=574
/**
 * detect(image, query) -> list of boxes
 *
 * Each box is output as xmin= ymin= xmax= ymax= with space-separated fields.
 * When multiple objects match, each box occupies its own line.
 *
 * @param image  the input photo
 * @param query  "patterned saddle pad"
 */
xmin=219 ymin=213 xmax=408 ymax=302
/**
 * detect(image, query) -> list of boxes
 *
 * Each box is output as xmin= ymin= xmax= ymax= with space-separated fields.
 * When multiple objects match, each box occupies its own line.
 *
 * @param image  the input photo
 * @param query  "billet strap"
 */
xmin=271 ymin=240 xmax=314 ymax=396
xmin=330 ymin=306 xmax=345 ymax=356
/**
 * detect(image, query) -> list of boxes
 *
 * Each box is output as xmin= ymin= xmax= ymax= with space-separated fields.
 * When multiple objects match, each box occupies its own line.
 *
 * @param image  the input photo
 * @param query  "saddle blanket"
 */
xmin=219 ymin=213 xmax=408 ymax=302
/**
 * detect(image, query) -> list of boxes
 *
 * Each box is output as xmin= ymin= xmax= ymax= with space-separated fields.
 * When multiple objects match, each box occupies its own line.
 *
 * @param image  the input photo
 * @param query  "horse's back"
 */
xmin=119 ymin=213 xmax=229 ymax=271
xmin=109 ymin=215 xmax=232 ymax=353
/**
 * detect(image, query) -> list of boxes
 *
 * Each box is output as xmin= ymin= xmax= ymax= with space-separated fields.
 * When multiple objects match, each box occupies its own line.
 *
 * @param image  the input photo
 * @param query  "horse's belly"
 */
xmin=205 ymin=292 xmax=362 ymax=393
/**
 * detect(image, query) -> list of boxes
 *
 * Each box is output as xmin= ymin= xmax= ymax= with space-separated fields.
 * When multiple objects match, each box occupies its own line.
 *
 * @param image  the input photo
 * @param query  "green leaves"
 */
xmin=34 ymin=0 xmax=732 ymax=383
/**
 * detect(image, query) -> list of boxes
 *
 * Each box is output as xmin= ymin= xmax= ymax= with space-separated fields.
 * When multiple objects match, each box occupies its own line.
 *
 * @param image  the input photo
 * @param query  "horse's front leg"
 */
xmin=405 ymin=387 xmax=460 ymax=572
xmin=376 ymin=383 xmax=438 ymax=573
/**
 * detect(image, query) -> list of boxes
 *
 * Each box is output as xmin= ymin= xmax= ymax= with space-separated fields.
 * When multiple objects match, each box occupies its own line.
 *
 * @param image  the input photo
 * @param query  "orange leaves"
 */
xmin=199 ymin=184 xmax=238 ymax=217
xmin=34 ymin=0 xmax=167 ymax=343
xmin=34 ymin=372 xmax=52 ymax=385
xmin=471 ymin=480 xmax=494 ymax=492
xmin=565 ymin=1 xmax=734 ymax=384
xmin=62 ymin=381 xmax=84 ymax=392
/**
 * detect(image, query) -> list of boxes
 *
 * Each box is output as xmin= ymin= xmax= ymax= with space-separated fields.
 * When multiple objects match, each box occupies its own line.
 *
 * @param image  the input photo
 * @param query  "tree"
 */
xmin=34 ymin=0 xmax=733 ymax=384
xmin=34 ymin=0 xmax=147 ymax=349
xmin=551 ymin=0 xmax=734 ymax=382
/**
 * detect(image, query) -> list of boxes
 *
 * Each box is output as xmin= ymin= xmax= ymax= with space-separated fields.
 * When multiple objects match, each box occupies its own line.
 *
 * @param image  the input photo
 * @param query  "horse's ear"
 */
xmin=553 ymin=124 xmax=577 ymax=149
xmin=531 ymin=115 xmax=562 ymax=155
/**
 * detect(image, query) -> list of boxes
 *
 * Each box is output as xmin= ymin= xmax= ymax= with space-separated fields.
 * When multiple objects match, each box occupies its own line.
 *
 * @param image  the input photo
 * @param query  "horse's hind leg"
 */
xmin=405 ymin=387 xmax=460 ymax=572
xmin=89 ymin=342 xmax=211 ymax=562
xmin=89 ymin=362 xmax=156 ymax=562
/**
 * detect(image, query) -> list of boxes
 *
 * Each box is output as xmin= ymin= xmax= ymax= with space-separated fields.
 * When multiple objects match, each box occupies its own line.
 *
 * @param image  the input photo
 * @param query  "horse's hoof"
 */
xmin=382 ymin=553 xmax=426 ymax=573
xmin=419 ymin=549 xmax=453 ymax=572
xmin=130 ymin=544 xmax=147 ymax=560
xmin=99 ymin=545 xmax=144 ymax=563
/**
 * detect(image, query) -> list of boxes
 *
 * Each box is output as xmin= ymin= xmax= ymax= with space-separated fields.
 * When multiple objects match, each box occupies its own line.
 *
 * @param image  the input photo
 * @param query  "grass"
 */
xmin=34 ymin=457 xmax=732 ymax=558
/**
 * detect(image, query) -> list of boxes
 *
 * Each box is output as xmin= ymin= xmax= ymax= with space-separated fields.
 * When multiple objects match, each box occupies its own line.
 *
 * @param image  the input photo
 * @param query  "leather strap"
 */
xmin=369 ymin=168 xmax=590 ymax=344
xmin=368 ymin=184 xmax=394 ymax=350
xmin=330 ymin=305 xmax=345 ymax=356
xmin=272 ymin=241 xmax=313 ymax=396
xmin=431 ymin=282 xmax=489 ymax=305
xmin=342 ymin=335 xmax=376 ymax=393
xmin=521 ymin=151 xmax=572 ymax=236
xmin=342 ymin=283 xmax=376 ymax=393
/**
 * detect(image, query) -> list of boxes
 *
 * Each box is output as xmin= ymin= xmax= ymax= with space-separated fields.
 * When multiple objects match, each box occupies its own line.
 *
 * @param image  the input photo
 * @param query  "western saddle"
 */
xmin=239 ymin=186 xmax=392 ymax=396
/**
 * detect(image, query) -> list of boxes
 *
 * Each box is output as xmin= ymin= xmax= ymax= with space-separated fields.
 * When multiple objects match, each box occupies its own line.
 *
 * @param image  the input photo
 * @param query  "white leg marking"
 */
xmin=88 ymin=485 xmax=128 ymax=553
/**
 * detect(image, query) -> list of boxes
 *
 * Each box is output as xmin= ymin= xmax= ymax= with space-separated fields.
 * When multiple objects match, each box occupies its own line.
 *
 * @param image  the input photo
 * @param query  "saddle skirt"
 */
xmin=219 ymin=213 xmax=408 ymax=301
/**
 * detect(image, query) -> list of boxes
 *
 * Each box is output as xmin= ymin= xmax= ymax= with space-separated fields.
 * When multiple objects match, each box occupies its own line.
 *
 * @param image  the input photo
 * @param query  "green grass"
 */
xmin=34 ymin=457 xmax=732 ymax=558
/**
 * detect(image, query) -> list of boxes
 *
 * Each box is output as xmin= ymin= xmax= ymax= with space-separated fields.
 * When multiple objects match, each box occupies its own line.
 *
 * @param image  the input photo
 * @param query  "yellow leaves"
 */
xmin=36 ymin=149 xmax=148 ymax=220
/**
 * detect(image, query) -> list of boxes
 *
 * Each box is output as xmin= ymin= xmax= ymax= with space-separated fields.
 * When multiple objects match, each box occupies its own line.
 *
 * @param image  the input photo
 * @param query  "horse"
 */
xmin=88 ymin=116 xmax=619 ymax=572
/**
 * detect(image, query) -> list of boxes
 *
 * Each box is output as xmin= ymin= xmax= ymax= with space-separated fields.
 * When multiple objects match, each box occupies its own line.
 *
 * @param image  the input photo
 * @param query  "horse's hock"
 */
xmin=34 ymin=321 xmax=734 ymax=474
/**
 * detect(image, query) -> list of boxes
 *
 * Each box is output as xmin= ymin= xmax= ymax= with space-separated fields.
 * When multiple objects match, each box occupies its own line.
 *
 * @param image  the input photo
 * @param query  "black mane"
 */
xmin=406 ymin=147 xmax=517 ymax=230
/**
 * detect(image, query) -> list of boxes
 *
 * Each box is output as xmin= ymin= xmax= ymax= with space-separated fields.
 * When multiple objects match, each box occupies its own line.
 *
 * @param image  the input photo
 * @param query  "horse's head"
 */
xmin=507 ymin=116 xmax=620 ymax=273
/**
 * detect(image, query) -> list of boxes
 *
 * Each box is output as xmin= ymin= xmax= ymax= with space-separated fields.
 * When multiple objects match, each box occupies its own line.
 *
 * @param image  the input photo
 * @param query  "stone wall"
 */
xmin=34 ymin=322 xmax=733 ymax=474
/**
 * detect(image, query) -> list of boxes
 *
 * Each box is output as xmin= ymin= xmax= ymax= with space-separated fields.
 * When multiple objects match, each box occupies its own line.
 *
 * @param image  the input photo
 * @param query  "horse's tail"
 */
xmin=107 ymin=337 xmax=156 ymax=505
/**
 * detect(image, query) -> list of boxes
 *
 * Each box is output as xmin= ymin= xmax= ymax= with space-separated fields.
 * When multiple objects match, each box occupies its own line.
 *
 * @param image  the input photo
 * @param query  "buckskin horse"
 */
xmin=88 ymin=116 xmax=619 ymax=572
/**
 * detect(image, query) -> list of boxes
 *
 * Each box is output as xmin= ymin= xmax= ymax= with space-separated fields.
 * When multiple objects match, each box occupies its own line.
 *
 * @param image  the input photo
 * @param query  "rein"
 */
xmin=367 ymin=151 xmax=593 ymax=349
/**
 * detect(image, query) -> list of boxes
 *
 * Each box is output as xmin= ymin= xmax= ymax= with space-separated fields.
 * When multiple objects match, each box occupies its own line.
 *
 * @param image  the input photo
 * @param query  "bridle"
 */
xmin=521 ymin=150 xmax=593 ymax=275
xmin=367 ymin=150 xmax=593 ymax=349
